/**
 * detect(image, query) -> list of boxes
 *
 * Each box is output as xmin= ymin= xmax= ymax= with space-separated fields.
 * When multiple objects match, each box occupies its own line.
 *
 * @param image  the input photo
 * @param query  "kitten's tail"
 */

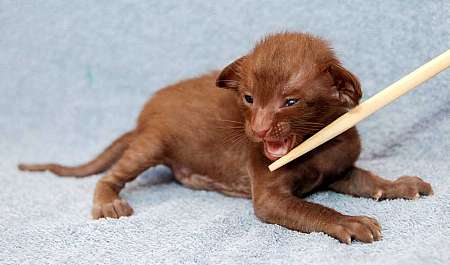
xmin=18 ymin=131 xmax=135 ymax=178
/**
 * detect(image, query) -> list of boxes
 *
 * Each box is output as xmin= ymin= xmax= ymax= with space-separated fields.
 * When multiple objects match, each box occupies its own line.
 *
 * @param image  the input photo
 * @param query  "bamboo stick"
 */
xmin=269 ymin=49 xmax=450 ymax=171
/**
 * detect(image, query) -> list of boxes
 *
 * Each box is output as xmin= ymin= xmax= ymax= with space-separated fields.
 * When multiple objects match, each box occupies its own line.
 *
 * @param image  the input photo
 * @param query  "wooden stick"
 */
xmin=269 ymin=49 xmax=450 ymax=171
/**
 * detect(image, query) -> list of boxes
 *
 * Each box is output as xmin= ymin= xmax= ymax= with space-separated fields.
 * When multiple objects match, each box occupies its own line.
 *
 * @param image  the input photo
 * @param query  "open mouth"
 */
xmin=263 ymin=135 xmax=296 ymax=161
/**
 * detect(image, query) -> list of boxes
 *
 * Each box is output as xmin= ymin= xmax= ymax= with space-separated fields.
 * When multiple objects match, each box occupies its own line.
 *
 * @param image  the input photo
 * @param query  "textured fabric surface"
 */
xmin=1 ymin=1 xmax=449 ymax=264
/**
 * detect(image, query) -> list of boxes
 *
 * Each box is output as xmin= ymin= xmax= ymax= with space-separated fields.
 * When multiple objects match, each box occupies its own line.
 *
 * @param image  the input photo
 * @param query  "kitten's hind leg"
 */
xmin=92 ymin=130 xmax=165 ymax=219
xmin=329 ymin=167 xmax=433 ymax=200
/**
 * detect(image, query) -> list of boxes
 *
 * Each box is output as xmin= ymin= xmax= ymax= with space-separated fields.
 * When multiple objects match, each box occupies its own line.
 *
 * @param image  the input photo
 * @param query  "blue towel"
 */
xmin=1 ymin=1 xmax=449 ymax=264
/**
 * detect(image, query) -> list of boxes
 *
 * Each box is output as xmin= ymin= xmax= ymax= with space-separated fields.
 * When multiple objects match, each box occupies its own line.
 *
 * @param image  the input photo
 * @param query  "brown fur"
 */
xmin=19 ymin=32 xmax=433 ymax=244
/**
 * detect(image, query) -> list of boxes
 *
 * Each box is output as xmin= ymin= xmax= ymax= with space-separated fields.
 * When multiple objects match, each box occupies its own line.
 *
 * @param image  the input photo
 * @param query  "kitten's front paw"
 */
xmin=372 ymin=176 xmax=433 ymax=200
xmin=91 ymin=199 xmax=133 ymax=219
xmin=326 ymin=215 xmax=382 ymax=244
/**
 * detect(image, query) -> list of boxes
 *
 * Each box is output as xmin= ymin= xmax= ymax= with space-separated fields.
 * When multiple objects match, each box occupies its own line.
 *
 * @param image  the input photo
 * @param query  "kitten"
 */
xmin=19 ymin=32 xmax=433 ymax=244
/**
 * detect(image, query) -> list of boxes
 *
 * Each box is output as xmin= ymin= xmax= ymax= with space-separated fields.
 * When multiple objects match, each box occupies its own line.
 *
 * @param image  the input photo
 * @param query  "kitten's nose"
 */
xmin=254 ymin=128 xmax=269 ymax=138
xmin=252 ymin=108 xmax=273 ymax=139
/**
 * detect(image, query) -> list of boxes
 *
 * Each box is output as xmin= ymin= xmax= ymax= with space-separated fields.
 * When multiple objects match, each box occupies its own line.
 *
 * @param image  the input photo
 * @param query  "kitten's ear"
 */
xmin=327 ymin=63 xmax=362 ymax=107
xmin=216 ymin=56 xmax=247 ymax=90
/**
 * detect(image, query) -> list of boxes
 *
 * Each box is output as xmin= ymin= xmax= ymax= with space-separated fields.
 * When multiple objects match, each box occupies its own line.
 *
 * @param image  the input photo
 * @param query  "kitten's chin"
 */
xmin=263 ymin=135 xmax=296 ymax=161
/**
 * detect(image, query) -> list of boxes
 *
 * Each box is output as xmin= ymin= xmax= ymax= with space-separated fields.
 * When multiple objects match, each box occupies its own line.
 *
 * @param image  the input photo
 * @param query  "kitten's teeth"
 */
xmin=264 ymin=136 xmax=294 ymax=160
xmin=266 ymin=141 xmax=289 ymax=156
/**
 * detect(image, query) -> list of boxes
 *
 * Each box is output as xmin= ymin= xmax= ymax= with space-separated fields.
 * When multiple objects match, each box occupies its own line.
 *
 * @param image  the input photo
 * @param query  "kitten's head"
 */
xmin=216 ymin=32 xmax=362 ymax=161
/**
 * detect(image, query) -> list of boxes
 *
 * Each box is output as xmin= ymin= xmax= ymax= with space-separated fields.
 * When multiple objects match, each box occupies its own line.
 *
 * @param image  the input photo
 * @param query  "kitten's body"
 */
xmin=141 ymin=72 xmax=251 ymax=197
xmin=19 ymin=32 xmax=432 ymax=244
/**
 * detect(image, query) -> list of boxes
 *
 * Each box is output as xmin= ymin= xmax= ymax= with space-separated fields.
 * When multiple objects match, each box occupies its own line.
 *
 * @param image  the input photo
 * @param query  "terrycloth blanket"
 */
xmin=1 ymin=1 xmax=449 ymax=264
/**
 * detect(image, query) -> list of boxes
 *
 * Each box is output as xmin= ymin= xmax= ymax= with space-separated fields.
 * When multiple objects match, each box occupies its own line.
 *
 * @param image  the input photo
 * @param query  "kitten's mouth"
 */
xmin=263 ymin=135 xmax=296 ymax=161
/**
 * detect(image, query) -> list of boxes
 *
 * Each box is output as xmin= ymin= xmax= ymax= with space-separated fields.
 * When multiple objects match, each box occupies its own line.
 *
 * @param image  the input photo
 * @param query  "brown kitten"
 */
xmin=19 ymin=32 xmax=433 ymax=244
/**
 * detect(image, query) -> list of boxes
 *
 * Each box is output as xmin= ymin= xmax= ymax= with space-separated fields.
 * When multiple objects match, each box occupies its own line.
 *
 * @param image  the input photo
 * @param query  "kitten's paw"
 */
xmin=372 ymin=176 xmax=433 ymax=200
xmin=326 ymin=215 xmax=382 ymax=244
xmin=91 ymin=199 xmax=134 ymax=219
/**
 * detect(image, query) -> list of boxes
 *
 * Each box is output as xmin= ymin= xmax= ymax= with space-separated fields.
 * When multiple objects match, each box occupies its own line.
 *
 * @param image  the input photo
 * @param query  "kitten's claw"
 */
xmin=92 ymin=199 xmax=133 ymax=219
xmin=373 ymin=176 xmax=433 ymax=200
xmin=326 ymin=215 xmax=382 ymax=244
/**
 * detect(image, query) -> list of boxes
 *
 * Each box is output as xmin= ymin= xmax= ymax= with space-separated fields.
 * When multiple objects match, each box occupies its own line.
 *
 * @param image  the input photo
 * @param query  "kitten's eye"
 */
xmin=244 ymin=95 xmax=254 ymax=104
xmin=284 ymin=98 xmax=299 ymax=107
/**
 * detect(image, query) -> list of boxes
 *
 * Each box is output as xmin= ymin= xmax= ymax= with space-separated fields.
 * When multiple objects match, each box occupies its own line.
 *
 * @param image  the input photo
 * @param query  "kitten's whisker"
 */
xmin=224 ymin=133 xmax=247 ymax=148
xmin=215 ymin=119 xmax=244 ymax=124
xmin=290 ymin=122 xmax=324 ymax=129
xmin=215 ymin=125 xmax=245 ymax=130
xmin=222 ymin=128 xmax=246 ymax=145
xmin=229 ymin=134 xmax=248 ymax=148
